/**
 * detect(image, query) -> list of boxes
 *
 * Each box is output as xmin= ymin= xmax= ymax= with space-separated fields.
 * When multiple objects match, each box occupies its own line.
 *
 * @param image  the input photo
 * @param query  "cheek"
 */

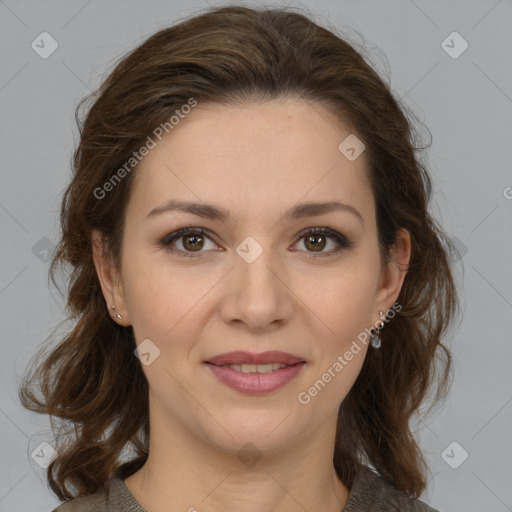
xmin=122 ymin=251 xmax=214 ymax=345
xmin=301 ymin=261 xmax=378 ymax=333
xmin=121 ymin=250 xmax=173 ymax=340
xmin=122 ymin=232 xmax=380 ymax=344
xmin=301 ymin=263 xmax=379 ymax=384
xmin=318 ymin=285 xmax=374 ymax=361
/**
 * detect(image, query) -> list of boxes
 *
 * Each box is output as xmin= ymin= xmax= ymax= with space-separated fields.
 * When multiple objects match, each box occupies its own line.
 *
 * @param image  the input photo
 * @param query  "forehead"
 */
xmin=128 ymin=98 xmax=374 ymax=226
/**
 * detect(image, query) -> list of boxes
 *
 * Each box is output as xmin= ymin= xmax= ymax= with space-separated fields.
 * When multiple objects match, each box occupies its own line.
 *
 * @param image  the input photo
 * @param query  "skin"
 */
xmin=92 ymin=97 xmax=411 ymax=512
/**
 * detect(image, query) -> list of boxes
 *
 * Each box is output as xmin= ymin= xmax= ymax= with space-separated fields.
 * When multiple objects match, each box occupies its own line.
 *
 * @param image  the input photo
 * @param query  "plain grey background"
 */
xmin=1 ymin=1 xmax=511 ymax=511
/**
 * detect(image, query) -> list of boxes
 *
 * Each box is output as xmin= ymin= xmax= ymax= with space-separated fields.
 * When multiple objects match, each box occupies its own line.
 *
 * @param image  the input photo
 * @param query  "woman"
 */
xmin=19 ymin=5 xmax=460 ymax=511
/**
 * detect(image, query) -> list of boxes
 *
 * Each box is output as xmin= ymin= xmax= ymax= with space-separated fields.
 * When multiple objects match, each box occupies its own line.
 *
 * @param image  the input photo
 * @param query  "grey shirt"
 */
xmin=51 ymin=464 xmax=439 ymax=511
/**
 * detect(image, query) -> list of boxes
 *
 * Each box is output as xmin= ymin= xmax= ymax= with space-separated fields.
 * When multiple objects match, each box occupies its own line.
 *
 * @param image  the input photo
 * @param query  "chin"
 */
xmin=197 ymin=411 xmax=301 ymax=455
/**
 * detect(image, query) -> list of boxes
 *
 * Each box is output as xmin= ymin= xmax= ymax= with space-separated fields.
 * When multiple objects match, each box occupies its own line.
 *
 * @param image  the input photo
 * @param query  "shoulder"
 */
xmin=50 ymin=483 xmax=109 ymax=512
xmin=343 ymin=464 xmax=441 ymax=512
xmin=50 ymin=477 xmax=144 ymax=512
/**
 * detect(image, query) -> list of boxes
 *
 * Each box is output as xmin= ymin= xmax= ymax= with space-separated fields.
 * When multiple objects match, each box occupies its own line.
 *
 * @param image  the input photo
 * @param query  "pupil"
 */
xmin=184 ymin=235 xmax=203 ymax=251
xmin=307 ymin=235 xmax=325 ymax=252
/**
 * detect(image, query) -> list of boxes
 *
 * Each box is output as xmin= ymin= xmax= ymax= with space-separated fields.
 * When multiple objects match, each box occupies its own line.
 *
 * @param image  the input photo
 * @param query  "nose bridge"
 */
xmin=224 ymin=232 xmax=293 ymax=328
xmin=235 ymin=233 xmax=282 ymax=293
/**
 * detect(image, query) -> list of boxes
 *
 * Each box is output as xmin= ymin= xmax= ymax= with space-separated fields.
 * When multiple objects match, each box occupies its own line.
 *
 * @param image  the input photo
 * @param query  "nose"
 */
xmin=219 ymin=239 xmax=295 ymax=332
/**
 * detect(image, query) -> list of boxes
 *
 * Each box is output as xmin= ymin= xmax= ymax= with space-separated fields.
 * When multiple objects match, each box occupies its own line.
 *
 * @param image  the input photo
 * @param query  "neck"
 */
xmin=124 ymin=411 xmax=350 ymax=512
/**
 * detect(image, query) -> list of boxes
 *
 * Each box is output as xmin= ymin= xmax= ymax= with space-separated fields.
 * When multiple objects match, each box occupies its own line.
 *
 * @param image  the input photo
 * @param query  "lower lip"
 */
xmin=204 ymin=362 xmax=306 ymax=395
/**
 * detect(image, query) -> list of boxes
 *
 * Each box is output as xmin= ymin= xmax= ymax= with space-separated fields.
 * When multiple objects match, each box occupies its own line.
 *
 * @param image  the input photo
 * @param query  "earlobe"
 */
xmin=91 ymin=230 xmax=130 ymax=325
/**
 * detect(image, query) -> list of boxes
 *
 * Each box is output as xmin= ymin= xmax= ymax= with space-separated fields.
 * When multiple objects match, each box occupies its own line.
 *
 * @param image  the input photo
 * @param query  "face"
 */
xmin=93 ymin=97 xmax=409 ymax=457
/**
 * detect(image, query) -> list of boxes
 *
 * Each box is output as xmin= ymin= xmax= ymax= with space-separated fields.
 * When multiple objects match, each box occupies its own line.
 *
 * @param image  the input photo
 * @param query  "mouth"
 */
xmin=204 ymin=361 xmax=302 ymax=373
xmin=205 ymin=350 xmax=306 ymax=367
xmin=203 ymin=351 xmax=307 ymax=395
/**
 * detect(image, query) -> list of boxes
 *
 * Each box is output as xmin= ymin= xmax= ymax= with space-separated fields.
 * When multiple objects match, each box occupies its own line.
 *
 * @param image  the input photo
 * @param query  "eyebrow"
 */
xmin=146 ymin=199 xmax=364 ymax=224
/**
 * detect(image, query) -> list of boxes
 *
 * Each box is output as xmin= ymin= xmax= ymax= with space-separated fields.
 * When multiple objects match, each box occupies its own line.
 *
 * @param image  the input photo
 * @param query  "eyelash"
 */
xmin=159 ymin=226 xmax=352 ymax=259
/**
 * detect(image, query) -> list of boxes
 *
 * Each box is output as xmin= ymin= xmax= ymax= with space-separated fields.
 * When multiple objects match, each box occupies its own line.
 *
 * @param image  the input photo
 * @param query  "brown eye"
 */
xmin=160 ymin=226 xmax=352 ymax=259
xmin=294 ymin=227 xmax=352 ymax=258
xmin=304 ymin=233 xmax=327 ymax=252
xmin=182 ymin=233 xmax=204 ymax=251
xmin=161 ymin=228 xmax=216 ymax=258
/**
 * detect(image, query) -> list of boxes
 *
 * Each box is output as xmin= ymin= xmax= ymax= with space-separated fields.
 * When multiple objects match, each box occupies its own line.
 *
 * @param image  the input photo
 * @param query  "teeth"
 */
xmin=221 ymin=363 xmax=288 ymax=373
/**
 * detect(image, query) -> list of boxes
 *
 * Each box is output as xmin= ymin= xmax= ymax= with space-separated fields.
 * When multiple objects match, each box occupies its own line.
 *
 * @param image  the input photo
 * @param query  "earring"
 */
xmin=111 ymin=305 xmax=122 ymax=320
xmin=370 ymin=310 xmax=385 ymax=349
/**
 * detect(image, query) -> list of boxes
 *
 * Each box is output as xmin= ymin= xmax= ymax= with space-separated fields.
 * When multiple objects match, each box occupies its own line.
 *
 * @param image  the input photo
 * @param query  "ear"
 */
xmin=374 ymin=228 xmax=411 ymax=320
xmin=91 ymin=229 xmax=131 ymax=326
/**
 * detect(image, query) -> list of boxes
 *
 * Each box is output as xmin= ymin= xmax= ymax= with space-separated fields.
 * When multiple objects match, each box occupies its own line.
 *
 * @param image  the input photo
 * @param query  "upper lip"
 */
xmin=205 ymin=351 xmax=305 ymax=366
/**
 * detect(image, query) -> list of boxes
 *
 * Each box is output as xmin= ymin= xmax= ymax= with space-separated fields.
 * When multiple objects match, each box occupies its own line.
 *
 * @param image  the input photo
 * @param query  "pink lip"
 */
xmin=204 ymin=361 xmax=306 ymax=395
xmin=205 ymin=350 xmax=305 ymax=366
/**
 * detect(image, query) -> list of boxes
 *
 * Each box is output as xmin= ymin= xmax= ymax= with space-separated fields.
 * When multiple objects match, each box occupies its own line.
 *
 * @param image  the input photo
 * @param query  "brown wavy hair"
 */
xmin=19 ymin=4 xmax=461 ymax=503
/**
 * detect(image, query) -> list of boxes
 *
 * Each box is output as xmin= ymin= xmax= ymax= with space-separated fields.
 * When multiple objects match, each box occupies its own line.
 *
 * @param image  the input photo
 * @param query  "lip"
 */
xmin=205 ymin=350 xmax=305 ymax=366
xmin=204 ymin=361 xmax=306 ymax=395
